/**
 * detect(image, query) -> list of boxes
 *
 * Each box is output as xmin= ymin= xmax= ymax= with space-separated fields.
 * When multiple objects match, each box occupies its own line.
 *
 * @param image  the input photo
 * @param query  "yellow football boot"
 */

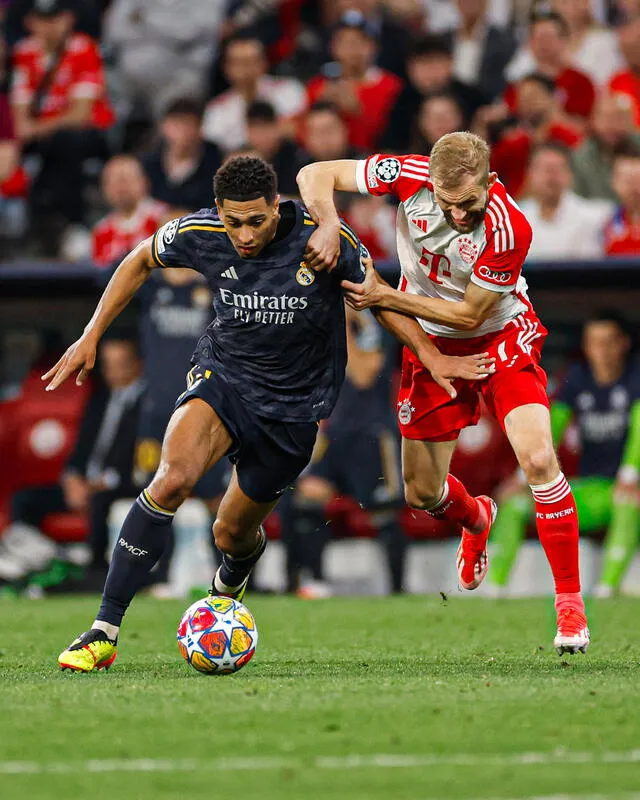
xmin=58 ymin=629 xmax=117 ymax=672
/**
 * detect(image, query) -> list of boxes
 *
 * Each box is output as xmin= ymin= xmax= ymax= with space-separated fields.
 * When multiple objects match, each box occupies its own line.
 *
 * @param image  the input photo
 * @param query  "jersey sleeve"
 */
xmin=151 ymin=216 xmax=202 ymax=270
xmin=471 ymin=193 xmax=533 ymax=293
xmin=355 ymin=153 xmax=432 ymax=202
xmin=334 ymin=220 xmax=367 ymax=284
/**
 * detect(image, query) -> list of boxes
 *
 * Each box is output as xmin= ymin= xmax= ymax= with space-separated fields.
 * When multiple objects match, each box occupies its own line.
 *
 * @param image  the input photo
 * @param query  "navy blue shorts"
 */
xmin=175 ymin=365 xmax=318 ymax=503
xmin=304 ymin=425 xmax=403 ymax=510
xmin=136 ymin=409 xmax=230 ymax=499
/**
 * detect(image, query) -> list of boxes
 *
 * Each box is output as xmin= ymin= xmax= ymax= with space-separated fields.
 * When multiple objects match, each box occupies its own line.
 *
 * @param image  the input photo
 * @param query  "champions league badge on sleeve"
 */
xmin=375 ymin=157 xmax=401 ymax=183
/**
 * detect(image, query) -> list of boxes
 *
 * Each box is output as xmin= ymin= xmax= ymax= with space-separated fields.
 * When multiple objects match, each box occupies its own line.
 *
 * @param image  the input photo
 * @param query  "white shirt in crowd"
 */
xmin=505 ymin=27 xmax=622 ymax=86
xmin=519 ymin=192 xmax=613 ymax=260
xmin=201 ymin=75 xmax=306 ymax=153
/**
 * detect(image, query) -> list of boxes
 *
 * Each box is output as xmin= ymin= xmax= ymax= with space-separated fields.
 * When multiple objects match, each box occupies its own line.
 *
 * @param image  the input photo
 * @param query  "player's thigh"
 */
xmin=503 ymin=402 xmax=558 ymax=483
xmin=570 ymin=477 xmax=614 ymax=532
xmin=214 ymin=470 xmax=280 ymax=548
xmin=401 ymin=437 xmax=457 ymax=507
xmin=150 ymin=399 xmax=233 ymax=499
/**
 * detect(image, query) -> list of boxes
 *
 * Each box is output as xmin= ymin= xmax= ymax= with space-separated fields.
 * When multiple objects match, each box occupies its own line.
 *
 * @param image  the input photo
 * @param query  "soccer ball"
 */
xmin=177 ymin=595 xmax=258 ymax=675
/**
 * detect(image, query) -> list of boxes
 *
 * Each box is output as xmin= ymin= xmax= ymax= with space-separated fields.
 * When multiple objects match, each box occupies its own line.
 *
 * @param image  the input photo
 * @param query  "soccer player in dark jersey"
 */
xmin=284 ymin=308 xmax=406 ymax=596
xmin=43 ymin=156 xmax=492 ymax=672
xmin=489 ymin=311 xmax=640 ymax=596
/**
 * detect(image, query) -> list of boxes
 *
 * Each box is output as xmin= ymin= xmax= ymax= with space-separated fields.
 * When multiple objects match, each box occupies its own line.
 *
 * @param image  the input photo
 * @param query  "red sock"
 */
xmin=531 ymin=473 xmax=581 ymax=594
xmin=427 ymin=474 xmax=484 ymax=531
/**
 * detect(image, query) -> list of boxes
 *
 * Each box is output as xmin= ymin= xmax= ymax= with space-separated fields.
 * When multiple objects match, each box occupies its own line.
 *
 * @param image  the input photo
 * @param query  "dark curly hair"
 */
xmin=214 ymin=156 xmax=278 ymax=205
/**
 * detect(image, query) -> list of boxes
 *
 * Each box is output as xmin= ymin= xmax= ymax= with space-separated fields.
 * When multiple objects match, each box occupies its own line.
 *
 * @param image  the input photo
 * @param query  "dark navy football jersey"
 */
xmin=326 ymin=309 xmax=396 ymax=435
xmin=137 ymin=271 xmax=214 ymax=416
xmin=556 ymin=357 xmax=640 ymax=478
xmin=150 ymin=201 xmax=366 ymax=422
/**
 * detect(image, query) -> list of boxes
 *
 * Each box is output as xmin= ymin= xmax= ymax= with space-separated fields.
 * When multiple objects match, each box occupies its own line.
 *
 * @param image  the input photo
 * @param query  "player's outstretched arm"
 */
xmin=297 ymin=160 xmax=360 ymax=271
xmin=41 ymin=238 xmax=157 ymax=391
xmin=343 ymin=263 xmax=500 ymax=331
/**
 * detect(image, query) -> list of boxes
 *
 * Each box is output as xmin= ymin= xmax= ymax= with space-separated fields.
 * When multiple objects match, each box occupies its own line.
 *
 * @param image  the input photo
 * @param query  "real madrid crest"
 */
xmin=296 ymin=262 xmax=315 ymax=286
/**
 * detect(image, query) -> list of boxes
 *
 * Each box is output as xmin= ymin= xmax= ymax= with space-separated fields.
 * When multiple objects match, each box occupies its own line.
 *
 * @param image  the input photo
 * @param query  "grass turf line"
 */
xmin=1 ymin=595 xmax=638 ymax=800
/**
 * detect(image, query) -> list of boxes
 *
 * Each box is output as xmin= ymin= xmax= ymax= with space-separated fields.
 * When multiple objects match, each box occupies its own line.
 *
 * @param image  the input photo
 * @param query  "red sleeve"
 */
xmin=306 ymin=76 xmax=325 ymax=106
xmin=472 ymin=190 xmax=532 ymax=293
xmin=91 ymin=222 xmax=111 ymax=267
xmin=355 ymin=153 xmax=432 ymax=201
xmin=70 ymin=39 xmax=104 ymax=100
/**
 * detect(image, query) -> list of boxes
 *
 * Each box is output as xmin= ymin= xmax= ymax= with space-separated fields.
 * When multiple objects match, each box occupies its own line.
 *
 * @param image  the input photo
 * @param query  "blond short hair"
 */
xmin=429 ymin=131 xmax=490 ymax=191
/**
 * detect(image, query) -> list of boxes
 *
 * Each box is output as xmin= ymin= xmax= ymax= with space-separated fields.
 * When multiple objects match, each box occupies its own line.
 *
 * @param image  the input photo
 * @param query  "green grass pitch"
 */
xmin=2 ymin=594 xmax=640 ymax=800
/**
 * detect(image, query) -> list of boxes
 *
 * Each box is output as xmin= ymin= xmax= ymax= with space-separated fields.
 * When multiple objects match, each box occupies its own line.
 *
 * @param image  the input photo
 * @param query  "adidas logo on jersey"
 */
xmin=221 ymin=266 xmax=239 ymax=280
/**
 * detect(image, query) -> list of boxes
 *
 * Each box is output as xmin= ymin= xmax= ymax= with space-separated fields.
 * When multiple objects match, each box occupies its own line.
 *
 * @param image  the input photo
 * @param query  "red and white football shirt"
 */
xmin=11 ymin=33 xmax=114 ymax=129
xmin=92 ymin=198 xmax=168 ymax=268
xmin=355 ymin=153 xmax=533 ymax=338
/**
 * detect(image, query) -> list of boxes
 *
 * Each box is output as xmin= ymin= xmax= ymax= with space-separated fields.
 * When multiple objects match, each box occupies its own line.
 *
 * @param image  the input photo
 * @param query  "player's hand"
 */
xmin=305 ymin=222 xmax=341 ymax=272
xmin=424 ymin=352 xmax=496 ymax=399
xmin=41 ymin=334 xmax=98 ymax=391
xmin=341 ymin=257 xmax=385 ymax=309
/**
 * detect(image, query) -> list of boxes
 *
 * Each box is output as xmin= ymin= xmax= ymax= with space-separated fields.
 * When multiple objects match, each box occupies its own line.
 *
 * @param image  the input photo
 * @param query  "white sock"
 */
xmin=92 ymin=620 xmax=120 ymax=641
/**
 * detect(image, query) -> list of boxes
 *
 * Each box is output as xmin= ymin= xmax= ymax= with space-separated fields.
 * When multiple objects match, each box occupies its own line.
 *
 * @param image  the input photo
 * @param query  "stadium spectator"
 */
xmin=281 ymin=308 xmax=407 ymax=596
xmin=294 ymin=101 xmax=361 ymax=171
xmin=519 ymin=143 xmax=612 ymax=260
xmin=3 ymin=0 xmax=102 ymax=48
xmin=603 ymin=149 xmax=640 ymax=255
xmin=609 ymin=18 xmax=640 ymax=127
xmin=571 ymin=93 xmax=640 ymax=202
xmin=504 ymin=11 xmax=596 ymax=122
xmin=551 ymin=0 xmax=623 ymax=85
xmin=381 ymin=34 xmax=487 ymax=152
xmin=10 ymin=0 xmax=113 ymax=254
xmin=489 ymin=312 xmax=640 ymax=598
xmin=488 ymin=73 xmax=583 ymax=198
xmin=343 ymin=195 xmax=397 ymax=260
xmin=103 ymin=0 xmax=227 ymax=120
xmin=306 ymin=10 xmax=403 ymax=152
xmin=245 ymin=100 xmax=298 ymax=197
xmin=142 ymin=98 xmax=222 ymax=213
xmin=322 ymin=0 xmax=414 ymax=79
xmin=448 ymin=0 xmax=516 ymax=100
xmin=422 ymin=0 xmax=513 ymax=33
xmin=0 ymin=337 xmax=144 ymax=587
xmin=92 ymin=155 xmax=167 ymax=269
xmin=410 ymin=92 xmax=465 ymax=154
xmin=202 ymin=35 xmax=306 ymax=153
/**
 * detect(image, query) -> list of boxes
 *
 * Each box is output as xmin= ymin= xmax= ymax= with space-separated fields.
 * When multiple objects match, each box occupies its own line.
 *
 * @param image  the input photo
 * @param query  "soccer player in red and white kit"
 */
xmin=297 ymin=132 xmax=590 ymax=654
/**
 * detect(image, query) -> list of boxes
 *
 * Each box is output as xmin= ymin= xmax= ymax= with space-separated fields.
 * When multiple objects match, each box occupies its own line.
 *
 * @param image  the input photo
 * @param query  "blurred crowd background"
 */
xmin=0 ymin=0 xmax=639 ymax=599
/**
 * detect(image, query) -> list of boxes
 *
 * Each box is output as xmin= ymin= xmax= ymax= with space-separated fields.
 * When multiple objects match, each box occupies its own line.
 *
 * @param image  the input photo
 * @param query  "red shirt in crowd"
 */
xmin=491 ymin=122 xmax=583 ymax=198
xmin=602 ymin=208 xmax=640 ymax=256
xmin=306 ymin=68 xmax=402 ymax=152
xmin=11 ymin=32 xmax=114 ymax=129
xmin=92 ymin=199 xmax=168 ymax=268
xmin=504 ymin=67 xmax=596 ymax=120
xmin=609 ymin=70 xmax=640 ymax=127
xmin=0 ymin=93 xmax=29 ymax=198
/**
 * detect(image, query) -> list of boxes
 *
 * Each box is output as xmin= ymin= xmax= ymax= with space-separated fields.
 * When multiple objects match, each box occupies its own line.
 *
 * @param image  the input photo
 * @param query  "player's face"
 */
xmin=216 ymin=196 xmax=280 ymax=258
xmin=583 ymin=322 xmax=630 ymax=376
xmin=434 ymin=172 xmax=496 ymax=233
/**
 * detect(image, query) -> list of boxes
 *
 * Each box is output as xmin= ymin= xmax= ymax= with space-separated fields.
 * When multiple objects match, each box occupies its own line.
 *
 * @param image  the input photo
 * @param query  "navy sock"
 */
xmin=97 ymin=490 xmax=175 ymax=626
xmin=215 ymin=527 xmax=267 ymax=590
xmin=293 ymin=503 xmax=330 ymax=581
xmin=376 ymin=515 xmax=407 ymax=594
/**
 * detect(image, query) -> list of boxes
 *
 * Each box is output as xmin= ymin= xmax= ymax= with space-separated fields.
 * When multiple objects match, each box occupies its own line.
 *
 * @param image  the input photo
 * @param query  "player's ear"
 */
xmin=272 ymin=193 xmax=281 ymax=216
xmin=215 ymin=198 xmax=223 ymax=216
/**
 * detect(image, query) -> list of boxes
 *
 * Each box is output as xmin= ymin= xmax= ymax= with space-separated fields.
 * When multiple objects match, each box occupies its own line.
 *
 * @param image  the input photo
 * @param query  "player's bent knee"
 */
xmin=149 ymin=461 xmax=199 ymax=508
xmin=519 ymin=444 xmax=558 ymax=485
xmin=404 ymin=480 xmax=443 ymax=510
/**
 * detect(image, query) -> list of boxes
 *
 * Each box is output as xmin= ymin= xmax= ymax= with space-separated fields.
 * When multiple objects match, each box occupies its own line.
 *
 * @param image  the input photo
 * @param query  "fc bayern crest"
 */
xmin=296 ymin=262 xmax=315 ymax=286
xmin=397 ymin=399 xmax=415 ymax=425
xmin=374 ymin=157 xmax=401 ymax=183
xmin=458 ymin=237 xmax=478 ymax=265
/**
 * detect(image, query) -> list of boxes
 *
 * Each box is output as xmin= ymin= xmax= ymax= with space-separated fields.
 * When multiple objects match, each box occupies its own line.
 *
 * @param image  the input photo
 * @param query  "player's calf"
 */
xmin=211 ymin=522 xmax=267 ymax=601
